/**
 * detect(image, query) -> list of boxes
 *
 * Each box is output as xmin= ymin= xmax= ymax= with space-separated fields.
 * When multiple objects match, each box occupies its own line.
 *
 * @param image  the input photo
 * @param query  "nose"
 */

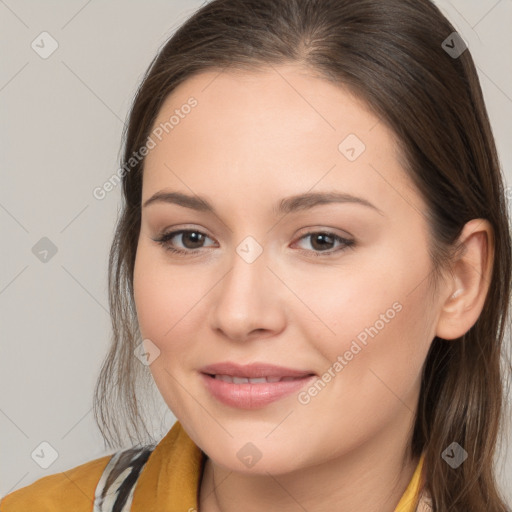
xmin=208 ymin=241 xmax=287 ymax=343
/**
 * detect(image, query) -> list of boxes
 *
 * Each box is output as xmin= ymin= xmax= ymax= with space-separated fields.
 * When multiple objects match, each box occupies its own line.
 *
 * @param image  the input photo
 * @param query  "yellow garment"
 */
xmin=394 ymin=452 xmax=427 ymax=511
xmin=0 ymin=454 xmax=112 ymax=511
xmin=1 ymin=421 xmax=426 ymax=511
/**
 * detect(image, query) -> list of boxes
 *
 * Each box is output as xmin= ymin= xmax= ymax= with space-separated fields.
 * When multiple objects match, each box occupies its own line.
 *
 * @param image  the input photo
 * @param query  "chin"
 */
xmin=200 ymin=435 xmax=313 ymax=476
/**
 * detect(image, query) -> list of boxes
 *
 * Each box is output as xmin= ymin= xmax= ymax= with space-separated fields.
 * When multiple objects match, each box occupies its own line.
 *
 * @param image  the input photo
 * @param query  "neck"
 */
xmin=198 ymin=413 xmax=420 ymax=512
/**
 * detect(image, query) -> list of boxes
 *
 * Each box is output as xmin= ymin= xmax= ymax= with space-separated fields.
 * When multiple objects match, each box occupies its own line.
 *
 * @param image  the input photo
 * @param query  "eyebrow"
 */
xmin=142 ymin=190 xmax=384 ymax=216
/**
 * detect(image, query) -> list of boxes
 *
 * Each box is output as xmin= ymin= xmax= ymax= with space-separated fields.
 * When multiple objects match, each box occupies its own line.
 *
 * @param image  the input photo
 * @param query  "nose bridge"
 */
xmin=209 ymin=234 xmax=284 ymax=340
xmin=221 ymin=237 xmax=269 ymax=309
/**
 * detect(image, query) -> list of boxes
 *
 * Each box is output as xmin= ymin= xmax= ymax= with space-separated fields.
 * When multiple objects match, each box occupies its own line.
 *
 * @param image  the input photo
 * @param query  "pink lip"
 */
xmin=199 ymin=362 xmax=316 ymax=409
xmin=200 ymin=361 xmax=314 ymax=379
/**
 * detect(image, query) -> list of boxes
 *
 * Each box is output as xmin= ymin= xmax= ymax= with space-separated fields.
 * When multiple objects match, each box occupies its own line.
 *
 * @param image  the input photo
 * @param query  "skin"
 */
xmin=132 ymin=63 xmax=493 ymax=512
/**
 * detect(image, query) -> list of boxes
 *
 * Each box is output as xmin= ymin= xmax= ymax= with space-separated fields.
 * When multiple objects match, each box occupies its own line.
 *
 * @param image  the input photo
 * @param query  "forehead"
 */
xmin=151 ymin=64 xmax=381 ymax=144
xmin=141 ymin=64 xmax=423 ymax=218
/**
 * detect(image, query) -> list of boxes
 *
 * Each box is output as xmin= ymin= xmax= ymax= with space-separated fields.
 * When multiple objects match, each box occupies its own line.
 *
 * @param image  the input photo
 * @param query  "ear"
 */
xmin=435 ymin=218 xmax=494 ymax=340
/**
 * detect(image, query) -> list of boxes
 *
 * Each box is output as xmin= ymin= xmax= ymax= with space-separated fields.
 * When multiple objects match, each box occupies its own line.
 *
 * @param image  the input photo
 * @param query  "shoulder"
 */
xmin=0 ymin=453 xmax=113 ymax=511
xmin=1 ymin=423 xmax=197 ymax=511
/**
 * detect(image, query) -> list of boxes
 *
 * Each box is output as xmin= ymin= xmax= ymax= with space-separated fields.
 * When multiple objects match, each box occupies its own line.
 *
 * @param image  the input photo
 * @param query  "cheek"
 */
xmin=133 ymin=245 xmax=202 ymax=416
xmin=295 ymin=243 xmax=434 ymax=395
xmin=133 ymin=244 xmax=205 ymax=345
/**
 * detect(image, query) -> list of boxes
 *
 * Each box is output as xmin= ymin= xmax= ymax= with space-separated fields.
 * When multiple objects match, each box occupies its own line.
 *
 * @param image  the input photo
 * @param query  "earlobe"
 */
xmin=435 ymin=219 xmax=494 ymax=340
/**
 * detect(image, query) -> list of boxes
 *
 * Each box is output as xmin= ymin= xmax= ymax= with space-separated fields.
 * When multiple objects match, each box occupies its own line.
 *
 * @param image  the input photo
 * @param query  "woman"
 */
xmin=2 ymin=0 xmax=511 ymax=511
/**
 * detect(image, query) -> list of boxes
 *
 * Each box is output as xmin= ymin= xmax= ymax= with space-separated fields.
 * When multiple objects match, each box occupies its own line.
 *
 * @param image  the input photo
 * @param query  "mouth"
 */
xmin=207 ymin=374 xmax=310 ymax=383
xmin=199 ymin=362 xmax=316 ymax=409
xmin=199 ymin=361 xmax=315 ymax=379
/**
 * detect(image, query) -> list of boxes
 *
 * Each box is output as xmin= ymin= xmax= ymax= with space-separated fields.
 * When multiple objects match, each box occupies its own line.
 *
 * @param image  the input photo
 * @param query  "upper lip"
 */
xmin=200 ymin=362 xmax=315 ymax=379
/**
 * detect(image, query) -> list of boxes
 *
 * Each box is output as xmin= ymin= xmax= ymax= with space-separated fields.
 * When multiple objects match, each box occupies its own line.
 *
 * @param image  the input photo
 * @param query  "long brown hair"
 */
xmin=93 ymin=0 xmax=512 ymax=510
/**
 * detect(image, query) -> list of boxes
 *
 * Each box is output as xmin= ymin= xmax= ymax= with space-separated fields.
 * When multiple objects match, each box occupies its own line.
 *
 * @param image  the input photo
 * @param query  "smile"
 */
xmin=211 ymin=374 xmax=304 ymax=383
xmin=199 ymin=362 xmax=316 ymax=409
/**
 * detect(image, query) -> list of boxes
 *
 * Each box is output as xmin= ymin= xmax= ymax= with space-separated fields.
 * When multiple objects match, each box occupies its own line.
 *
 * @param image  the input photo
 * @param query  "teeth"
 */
xmin=213 ymin=374 xmax=300 ymax=384
xmin=217 ymin=375 xmax=234 ymax=383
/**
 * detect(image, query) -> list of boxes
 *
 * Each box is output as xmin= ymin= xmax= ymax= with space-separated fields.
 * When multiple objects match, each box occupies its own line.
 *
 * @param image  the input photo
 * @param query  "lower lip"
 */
xmin=200 ymin=373 xmax=316 ymax=409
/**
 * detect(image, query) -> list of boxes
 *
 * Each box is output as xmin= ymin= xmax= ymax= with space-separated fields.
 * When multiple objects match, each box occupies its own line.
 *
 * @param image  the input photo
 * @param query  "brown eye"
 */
xmin=153 ymin=229 xmax=216 ymax=255
xmin=309 ymin=233 xmax=336 ymax=251
xmin=294 ymin=231 xmax=355 ymax=257
xmin=179 ymin=231 xmax=207 ymax=249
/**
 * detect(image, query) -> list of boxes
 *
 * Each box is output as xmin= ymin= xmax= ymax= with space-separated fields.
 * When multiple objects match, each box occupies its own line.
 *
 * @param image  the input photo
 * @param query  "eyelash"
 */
xmin=152 ymin=229 xmax=355 ymax=258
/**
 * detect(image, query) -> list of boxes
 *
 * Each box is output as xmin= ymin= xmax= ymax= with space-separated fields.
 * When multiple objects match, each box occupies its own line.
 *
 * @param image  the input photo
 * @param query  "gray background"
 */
xmin=1 ymin=0 xmax=511 ymax=503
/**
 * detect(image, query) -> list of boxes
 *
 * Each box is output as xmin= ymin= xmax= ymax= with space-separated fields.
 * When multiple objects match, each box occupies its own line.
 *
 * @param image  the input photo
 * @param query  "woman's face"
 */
xmin=133 ymin=64 xmax=444 ymax=474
